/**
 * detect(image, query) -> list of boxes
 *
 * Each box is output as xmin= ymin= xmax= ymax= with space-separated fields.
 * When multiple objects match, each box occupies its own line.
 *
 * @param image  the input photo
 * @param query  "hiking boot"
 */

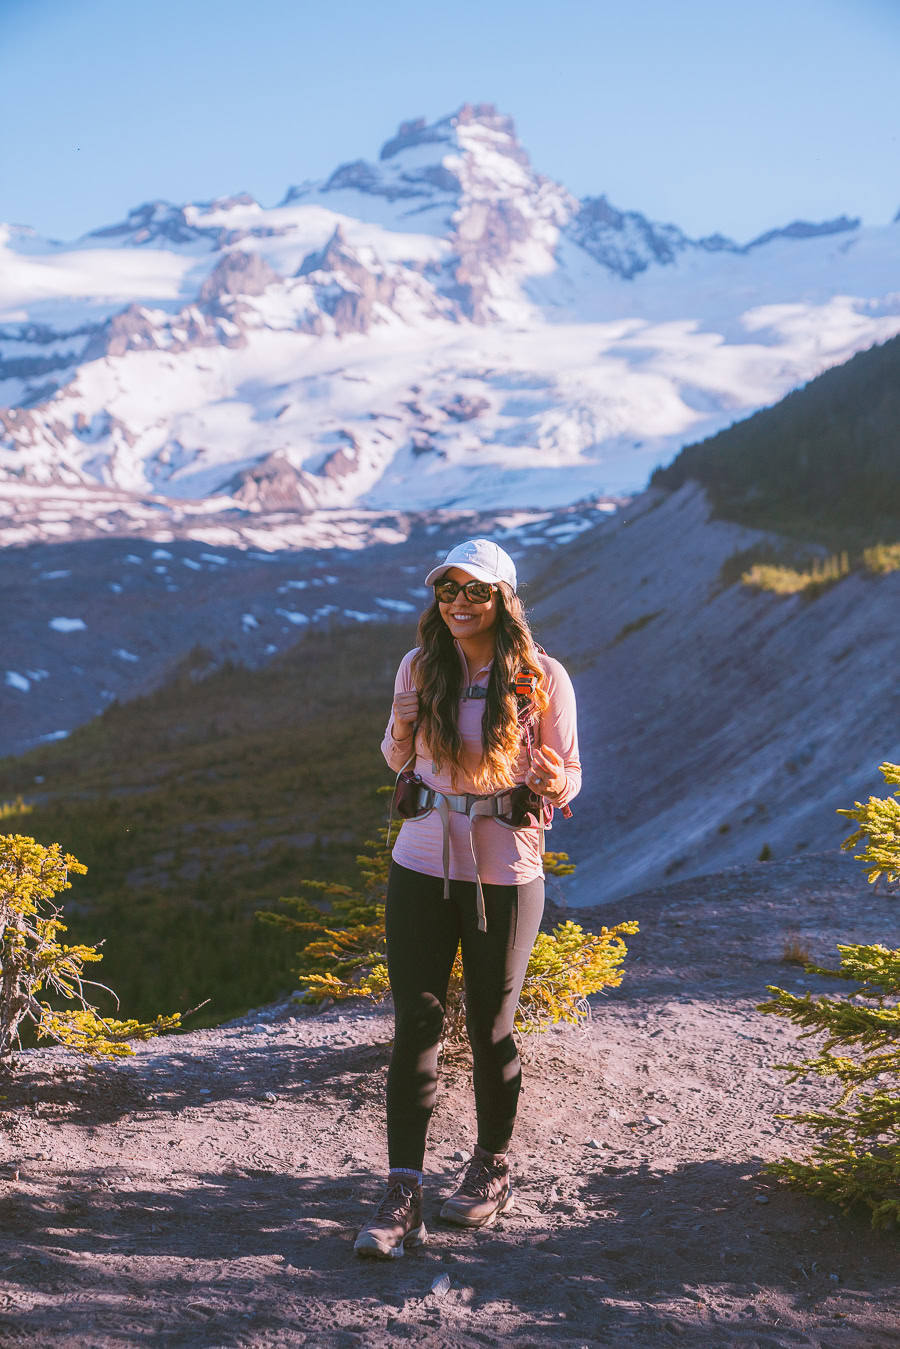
xmin=439 ymin=1145 xmax=514 ymax=1228
xmin=354 ymin=1179 xmax=427 ymax=1259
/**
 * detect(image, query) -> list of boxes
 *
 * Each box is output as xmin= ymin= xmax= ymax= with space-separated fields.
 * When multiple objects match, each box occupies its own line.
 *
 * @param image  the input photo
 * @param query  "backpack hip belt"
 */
xmin=391 ymin=780 xmax=550 ymax=933
xmin=427 ymin=784 xmax=537 ymax=933
xmin=388 ymin=658 xmax=571 ymax=932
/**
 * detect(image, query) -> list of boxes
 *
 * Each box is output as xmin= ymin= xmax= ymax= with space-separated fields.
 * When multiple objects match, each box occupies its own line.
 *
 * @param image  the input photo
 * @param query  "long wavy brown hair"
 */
xmin=411 ymin=582 xmax=549 ymax=792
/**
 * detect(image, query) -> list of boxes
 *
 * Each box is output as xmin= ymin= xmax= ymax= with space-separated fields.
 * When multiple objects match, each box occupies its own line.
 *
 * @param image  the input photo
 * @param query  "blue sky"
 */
xmin=2 ymin=0 xmax=898 ymax=243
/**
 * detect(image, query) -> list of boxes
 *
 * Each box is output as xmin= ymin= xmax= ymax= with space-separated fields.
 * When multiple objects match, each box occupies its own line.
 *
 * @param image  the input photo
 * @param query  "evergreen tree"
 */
xmin=258 ymin=792 xmax=637 ymax=1047
xmin=1 ymin=833 xmax=186 ymax=1063
xmin=757 ymin=763 xmax=900 ymax=1227
xmin=652 ymin=333 xmax=900 ymax=543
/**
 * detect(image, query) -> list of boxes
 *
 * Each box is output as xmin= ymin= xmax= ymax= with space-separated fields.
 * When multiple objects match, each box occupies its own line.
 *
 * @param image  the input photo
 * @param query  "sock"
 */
xmin=475 ymin=1144 xmax=509 ymax=1164
xmin=389 ymin=1166 xmax=423 ymax=1186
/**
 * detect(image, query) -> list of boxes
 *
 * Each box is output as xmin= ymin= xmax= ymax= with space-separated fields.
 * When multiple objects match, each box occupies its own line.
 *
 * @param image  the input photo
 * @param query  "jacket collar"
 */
xmin=454 ymin=638 xmax=493 ymax=686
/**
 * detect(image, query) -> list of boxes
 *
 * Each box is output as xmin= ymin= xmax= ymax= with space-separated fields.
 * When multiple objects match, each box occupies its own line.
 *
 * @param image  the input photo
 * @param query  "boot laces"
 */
xmin=375 ymin=1181 xmax=414 ymax=1220
xmin=457 ymin=1155 xmax=503 ymax=1199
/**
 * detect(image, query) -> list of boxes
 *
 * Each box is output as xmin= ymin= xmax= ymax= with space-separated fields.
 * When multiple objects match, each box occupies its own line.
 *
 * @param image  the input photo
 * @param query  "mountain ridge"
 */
xmin=1 ymin=102 xmax=899 ymax=528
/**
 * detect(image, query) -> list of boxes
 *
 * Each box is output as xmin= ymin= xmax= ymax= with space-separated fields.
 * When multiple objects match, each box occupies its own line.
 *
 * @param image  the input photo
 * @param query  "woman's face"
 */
xmin=437 ymin=566 xmax=500 ymax=642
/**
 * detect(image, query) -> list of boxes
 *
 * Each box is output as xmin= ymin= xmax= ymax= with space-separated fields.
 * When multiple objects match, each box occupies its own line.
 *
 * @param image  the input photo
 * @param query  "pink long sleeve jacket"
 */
xmin=381 ymin=642 xmax=581 ymax=886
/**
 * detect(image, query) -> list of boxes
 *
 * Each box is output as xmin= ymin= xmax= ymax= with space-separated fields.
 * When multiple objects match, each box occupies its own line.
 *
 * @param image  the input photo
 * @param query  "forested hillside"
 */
xmin=0 ymin=626 xmax=412 ymax=1030
xmin=651 ymin=333 xmax=900 ymax=543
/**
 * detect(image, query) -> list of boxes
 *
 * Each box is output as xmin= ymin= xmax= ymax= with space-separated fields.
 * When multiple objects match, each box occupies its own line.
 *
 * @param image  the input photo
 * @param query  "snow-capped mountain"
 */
xmin=2 ymin=101 xmax=899 ymax=538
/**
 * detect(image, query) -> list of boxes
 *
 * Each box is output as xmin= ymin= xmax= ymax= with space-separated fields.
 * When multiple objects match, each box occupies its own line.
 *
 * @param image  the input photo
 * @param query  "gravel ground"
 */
xmin=0 ymin=851 xmax=897 ymax=1348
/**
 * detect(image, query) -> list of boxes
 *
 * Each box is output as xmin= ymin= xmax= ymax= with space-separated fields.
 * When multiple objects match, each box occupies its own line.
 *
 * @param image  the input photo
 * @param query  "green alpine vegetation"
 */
xmin=758 ymin=763 xmax=900 ymax=1228
xmin=0 ymin=624 xmax=415 ymax=1030
xmin=652 ymin=332 xmax=900 ymax=547
xmin=258 ymin=807 xmax=638 ymax=1047
xmin=0 ymin=834 xmax=182 ymax=1063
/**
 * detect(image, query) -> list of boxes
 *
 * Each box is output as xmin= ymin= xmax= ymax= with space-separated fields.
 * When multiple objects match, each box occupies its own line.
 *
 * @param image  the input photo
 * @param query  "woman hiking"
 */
xmin=354 ymin=538 xmax=581 ymax=1259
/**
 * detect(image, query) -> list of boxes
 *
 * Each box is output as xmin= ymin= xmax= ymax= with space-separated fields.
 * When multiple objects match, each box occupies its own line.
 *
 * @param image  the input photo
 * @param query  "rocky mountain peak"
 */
xmin=85 ymin=200 xmax=220 ymax=248
xmin=744 ymin=215 xmax=860 ymax=251
xmin=294 ymin=226 xmax=405 ymax=335
xmin=378 ymin=103 xmax=527 ymax=168
xmin=378 ymin=115 xmax=456 ymax=162
xmin=567 ymin=194 xmax=703 ymax=278
xmin=198 ymin=249 xmax=281 ymax=303
xmin=295 ymin=224 xmax=356 ymax=277
xmin=319 ymin=104 xmax=541 ymax=214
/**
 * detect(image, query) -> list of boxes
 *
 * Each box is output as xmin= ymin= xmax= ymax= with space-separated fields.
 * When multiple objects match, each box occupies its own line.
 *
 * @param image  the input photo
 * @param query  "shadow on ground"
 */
xmin=0 ymin=1158 xmax=897 ymax=1347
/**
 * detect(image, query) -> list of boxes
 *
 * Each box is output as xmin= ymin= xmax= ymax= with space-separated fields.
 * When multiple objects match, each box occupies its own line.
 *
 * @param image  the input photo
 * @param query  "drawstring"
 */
xmin=389 ymin=709 xmax=554 ymax=934
xmin=467 ymin=797 xmax=497 ymax=932
xmin=434 ymin=790 xmax=516 ymax=932
xmin=435 ymin=795 xmax=452 ymax=899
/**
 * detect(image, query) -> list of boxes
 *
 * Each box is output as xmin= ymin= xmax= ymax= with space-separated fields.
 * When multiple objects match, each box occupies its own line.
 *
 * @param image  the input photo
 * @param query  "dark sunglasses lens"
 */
xmin=465 ymin=582 xmax=492 ymax=603
xmin=435 ymin=579 xmax=493 ymax=604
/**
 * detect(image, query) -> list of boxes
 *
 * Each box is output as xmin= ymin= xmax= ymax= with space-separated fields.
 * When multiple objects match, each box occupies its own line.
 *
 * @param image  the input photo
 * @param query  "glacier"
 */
xmin=1 ymin=101 xmax=899 ymax=544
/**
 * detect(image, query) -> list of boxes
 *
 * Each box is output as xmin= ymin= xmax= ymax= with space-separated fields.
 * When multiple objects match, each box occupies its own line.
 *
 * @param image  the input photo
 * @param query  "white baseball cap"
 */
xmin=424 ymin=538 xmax=517 ymax=591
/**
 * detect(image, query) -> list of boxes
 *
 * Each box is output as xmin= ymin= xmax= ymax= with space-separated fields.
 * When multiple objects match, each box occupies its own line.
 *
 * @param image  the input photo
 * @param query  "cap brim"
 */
xmin=424 ymin=562 xmax=498 ymax=587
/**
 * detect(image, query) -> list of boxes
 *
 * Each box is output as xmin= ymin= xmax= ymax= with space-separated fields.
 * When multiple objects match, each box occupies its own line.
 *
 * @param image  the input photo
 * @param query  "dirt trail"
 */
xmin=0 ymin=851 xmax=897 ymax=1348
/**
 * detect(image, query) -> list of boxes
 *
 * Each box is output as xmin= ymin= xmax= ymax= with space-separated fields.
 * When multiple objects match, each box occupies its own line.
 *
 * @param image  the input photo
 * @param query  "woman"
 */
xmin=354 ymin=538 xmax=581 ymax=1259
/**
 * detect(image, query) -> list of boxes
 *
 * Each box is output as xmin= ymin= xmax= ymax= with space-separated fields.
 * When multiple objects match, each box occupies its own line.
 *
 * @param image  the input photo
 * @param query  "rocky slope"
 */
xmin=5 ymin=475 xmax=899 ymax=898
xmin=2 ymin=104 xmax=899 ymax=528
xmin=532 ymin=483 xmax=900 ymax=902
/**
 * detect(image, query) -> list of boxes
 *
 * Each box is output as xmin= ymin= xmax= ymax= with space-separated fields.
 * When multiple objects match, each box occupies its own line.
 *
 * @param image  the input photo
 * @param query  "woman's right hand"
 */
xmin=392 ymin=690 xmax=419 ymax=740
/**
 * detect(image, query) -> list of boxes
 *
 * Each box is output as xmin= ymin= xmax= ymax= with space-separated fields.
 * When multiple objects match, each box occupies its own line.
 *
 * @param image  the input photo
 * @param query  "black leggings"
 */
xmin=385 ymin=860 xmax=545 ymax=1170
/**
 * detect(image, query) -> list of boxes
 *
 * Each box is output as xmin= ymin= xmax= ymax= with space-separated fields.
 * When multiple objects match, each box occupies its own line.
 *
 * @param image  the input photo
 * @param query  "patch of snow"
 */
xmin=38 ymin=730 xmax=69 ymax=742
xmin=49 ymin=617 xmax=86 ymax=632
xmin=182 ymin=557 xmax=202 ymax=570
xmin=241 ymin=613 xmax=259 ymax=630
xmin=5 ymin=671 xmax=30 ymax=692
xmin=375 ymin=596 xmax=416 ymax=612
xmin=152 ymin=548 xmax=173 ymax=559
xmin=39 ymin=569 xmax=71 ymax=580
xmin=123 ymin=554 xmax=143 ymax=564
xmin=109 ymin=582 xmax=123 ymax=593
xmin=343 ymin=609 xmax=381 ymax=622
xmin=544 ymin=520 xmax=593 ymax=536
xmin=275 ymin=608 xmax=309 ymax=624
xmin=114 ymin=648 xmax=140 ymax=662
xmin=201 ymin=553 xmax=228 ymax=564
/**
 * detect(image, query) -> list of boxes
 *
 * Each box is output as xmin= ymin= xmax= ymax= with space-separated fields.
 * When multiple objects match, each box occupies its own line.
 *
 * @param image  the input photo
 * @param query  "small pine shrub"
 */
xmin=781 ymin=935 xmax=813 ymax=965
xmin=742 ymin=551 xmax=851 ymax=598
xmin=258 ymin=798 xmax=637 ymax=1047
xmin=757 ymin=762 xmax=900 ymax=1227
xmin=862 ymin=543 xmax=900 ymax=575
xmin=0 ymin=797 xmax=32 ymax=821
xmin=757 ymin=943 xmax=900 ymax=1229
xmin=0 ymin=834 xmax=185 ymax=1064
xmin=836 ymin=761 xmax=900 ymax=885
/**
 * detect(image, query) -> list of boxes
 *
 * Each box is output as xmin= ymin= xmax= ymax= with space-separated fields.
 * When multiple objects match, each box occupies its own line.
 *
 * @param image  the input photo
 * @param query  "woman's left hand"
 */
xmin=526 ymin=745 xmax=567 ymax=800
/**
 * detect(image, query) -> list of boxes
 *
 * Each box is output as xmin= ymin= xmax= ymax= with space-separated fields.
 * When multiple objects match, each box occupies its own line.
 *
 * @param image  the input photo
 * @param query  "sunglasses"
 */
xmin=434 ymin=578 xmax=495 ymax=604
